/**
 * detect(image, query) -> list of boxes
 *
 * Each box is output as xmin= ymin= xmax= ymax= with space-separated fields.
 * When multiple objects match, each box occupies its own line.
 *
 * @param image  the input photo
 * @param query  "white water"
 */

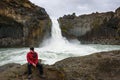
xmin=0 ymin=18 xmax=120 ymax=66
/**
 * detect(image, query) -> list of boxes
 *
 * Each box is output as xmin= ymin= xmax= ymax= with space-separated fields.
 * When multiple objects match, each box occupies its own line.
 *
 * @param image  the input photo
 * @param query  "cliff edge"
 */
xmin=0 ymin=0 xmax=51 ymax=47
xmin=58 ymin=7 xmax=120 ymax=45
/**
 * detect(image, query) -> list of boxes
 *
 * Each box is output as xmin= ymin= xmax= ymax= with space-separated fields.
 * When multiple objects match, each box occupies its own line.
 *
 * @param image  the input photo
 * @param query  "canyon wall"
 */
xmin=58 ymin=7 xmax=120 ymax=44
xmin=0 ymin=0 xmax=51 ymax=47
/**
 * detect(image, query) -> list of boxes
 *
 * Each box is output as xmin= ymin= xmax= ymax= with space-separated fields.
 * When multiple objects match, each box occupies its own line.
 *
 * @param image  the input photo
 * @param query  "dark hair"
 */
xmin=30 ymin=47 xmax=34 ymax=51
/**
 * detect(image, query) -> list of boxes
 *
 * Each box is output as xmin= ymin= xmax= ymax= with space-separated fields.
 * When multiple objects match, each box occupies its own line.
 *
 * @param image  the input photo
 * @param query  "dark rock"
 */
xmin=0 ymin=0 xmax=52 ymax=47
xmin=58 ymin=7 xmax=120 ymax=45
xmin=115 ymin=7 xmax=120 ymax=18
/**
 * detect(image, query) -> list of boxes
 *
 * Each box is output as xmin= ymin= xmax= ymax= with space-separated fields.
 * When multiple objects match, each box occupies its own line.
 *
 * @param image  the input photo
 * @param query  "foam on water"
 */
xmin=0 ymin=18 xmax=120 ymax=66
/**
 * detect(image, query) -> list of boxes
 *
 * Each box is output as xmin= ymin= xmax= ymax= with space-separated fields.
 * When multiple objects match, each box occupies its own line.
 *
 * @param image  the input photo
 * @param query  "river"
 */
xmin=0 ymin=18 xmax=120 ymax=66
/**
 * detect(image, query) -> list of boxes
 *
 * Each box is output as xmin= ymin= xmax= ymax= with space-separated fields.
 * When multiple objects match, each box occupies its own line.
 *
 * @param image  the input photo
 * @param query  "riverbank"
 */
xmin=0 ymin=50 xmax=120 ymax=80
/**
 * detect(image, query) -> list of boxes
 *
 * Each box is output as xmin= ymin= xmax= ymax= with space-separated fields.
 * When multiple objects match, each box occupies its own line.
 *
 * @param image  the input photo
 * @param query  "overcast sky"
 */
xmin=29 ymin=0 xmax=120 ymax=18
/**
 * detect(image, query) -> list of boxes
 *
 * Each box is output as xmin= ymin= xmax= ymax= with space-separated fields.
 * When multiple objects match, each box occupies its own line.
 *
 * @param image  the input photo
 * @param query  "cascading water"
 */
xmin=0 ymin=18 xmax=120 ymax=66
xmin=40 ymin=18 xmax=97 ymax=53
xmin=36 ymin=18 xmax=120 ymax=64
xmin=39 ymin=18 xmax=72 ymax=52
xmin=51 ymin=19 xmax=63 ymax=39
xmin=37 ymin=18 xmax=98 ymax=64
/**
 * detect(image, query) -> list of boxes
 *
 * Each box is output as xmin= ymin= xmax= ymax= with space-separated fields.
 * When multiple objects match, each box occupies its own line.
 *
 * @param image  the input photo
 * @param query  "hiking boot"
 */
xmin=40 ymin=74 xmax=46 ymax=78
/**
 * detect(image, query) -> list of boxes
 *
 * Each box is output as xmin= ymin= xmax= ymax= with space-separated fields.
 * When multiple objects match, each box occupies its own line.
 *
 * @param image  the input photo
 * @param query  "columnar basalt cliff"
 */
xmin=0 ymin=0 xmax=51 ymax=47
xmin=58 ymin=7 xmax=120 ymax=45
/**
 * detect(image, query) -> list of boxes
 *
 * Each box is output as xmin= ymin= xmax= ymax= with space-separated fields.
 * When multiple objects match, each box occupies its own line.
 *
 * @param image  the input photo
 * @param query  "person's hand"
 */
xmin=32 ymin=63 xmax=36 ymax=67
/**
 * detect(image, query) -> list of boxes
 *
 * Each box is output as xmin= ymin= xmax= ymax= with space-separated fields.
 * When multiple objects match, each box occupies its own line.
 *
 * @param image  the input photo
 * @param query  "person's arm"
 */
xmin=27 ymin=53 xmax=34 ymax=65
xmin=34 ymin=52 xmax=38 ymax=65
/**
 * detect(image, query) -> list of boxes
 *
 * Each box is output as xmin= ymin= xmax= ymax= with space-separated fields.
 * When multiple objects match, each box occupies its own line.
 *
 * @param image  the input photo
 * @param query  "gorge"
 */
xmin=0 ymin=0 xmax=120 ymax=80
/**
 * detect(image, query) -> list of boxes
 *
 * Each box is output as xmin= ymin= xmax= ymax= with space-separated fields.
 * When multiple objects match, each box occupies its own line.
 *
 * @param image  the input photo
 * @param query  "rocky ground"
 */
xmin=0 ymin=50 xmax=120 ymax=80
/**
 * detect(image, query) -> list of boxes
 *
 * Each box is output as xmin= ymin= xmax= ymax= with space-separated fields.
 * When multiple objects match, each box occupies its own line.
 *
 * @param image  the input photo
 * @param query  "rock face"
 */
xmin=58 ymin=7 xmax=120 ymax=45
xmin=0 ymin=50 xmax=120 ymax=80
xmin=0 ymin=0 xmax=51 ymax=47
xmin=54 ymin=50 xmax=120 ymax=80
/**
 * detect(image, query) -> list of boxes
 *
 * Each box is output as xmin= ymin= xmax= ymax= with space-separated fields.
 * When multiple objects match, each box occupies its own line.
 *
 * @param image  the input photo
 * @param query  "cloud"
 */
xmin=29 ymin=0 xmax=120 ymax=18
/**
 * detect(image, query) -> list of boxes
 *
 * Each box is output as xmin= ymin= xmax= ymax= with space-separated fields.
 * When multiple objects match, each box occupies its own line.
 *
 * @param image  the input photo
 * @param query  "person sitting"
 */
xmin=26 ymin=47 xmax=45 ymax=79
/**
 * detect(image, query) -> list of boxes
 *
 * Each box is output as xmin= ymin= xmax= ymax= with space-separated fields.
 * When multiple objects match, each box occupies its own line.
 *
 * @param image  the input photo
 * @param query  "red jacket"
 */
xmin=27 ymin=50 xmax=38 ymax=65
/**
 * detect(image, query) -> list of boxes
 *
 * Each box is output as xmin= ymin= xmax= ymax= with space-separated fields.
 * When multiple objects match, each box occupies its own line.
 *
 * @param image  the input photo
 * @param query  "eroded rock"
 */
xmin=59 ymin=7 xmax=120 ymax=45
xmin=0 ymin=0 xmax=52 ymax=47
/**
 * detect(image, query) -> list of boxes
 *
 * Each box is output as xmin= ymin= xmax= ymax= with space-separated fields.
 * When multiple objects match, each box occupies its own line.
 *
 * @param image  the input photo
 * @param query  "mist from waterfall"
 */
xmin=39 ymin=18 xmax=96 ymax=54
xmin=0 ymin=0 xmax=120 ymax=66
xmin=35 ymin=18 xmax=120 ymax=64
xmin=35 ymin=18 xmax=102 ymax=64
xmin=0 ymin=18 xmax=120 ymax=66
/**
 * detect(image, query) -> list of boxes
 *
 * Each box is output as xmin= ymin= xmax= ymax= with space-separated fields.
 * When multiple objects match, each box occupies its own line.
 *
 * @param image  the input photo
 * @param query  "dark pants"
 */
xmin=27 ymin=63 xmax=43 ymax=75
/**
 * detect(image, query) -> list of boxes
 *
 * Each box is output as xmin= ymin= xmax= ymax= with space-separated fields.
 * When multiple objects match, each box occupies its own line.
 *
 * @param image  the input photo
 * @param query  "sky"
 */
xmin=29 ymin=0 xmax=120 ymax=18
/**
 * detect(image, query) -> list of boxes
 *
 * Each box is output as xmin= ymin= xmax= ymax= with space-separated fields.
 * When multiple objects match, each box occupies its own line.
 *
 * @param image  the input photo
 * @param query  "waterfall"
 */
xmin=0 ymin=18 xmax=120 ymax=66
xmin=40 ymin=18 xmax=70 ymax=51
xmin=39 ymin=18 xmax=97 ymax=55
xmin=50 ymin=18 xmax=70 ymax=47
xmin=51 ymin=19 xmax=63 ymax=40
